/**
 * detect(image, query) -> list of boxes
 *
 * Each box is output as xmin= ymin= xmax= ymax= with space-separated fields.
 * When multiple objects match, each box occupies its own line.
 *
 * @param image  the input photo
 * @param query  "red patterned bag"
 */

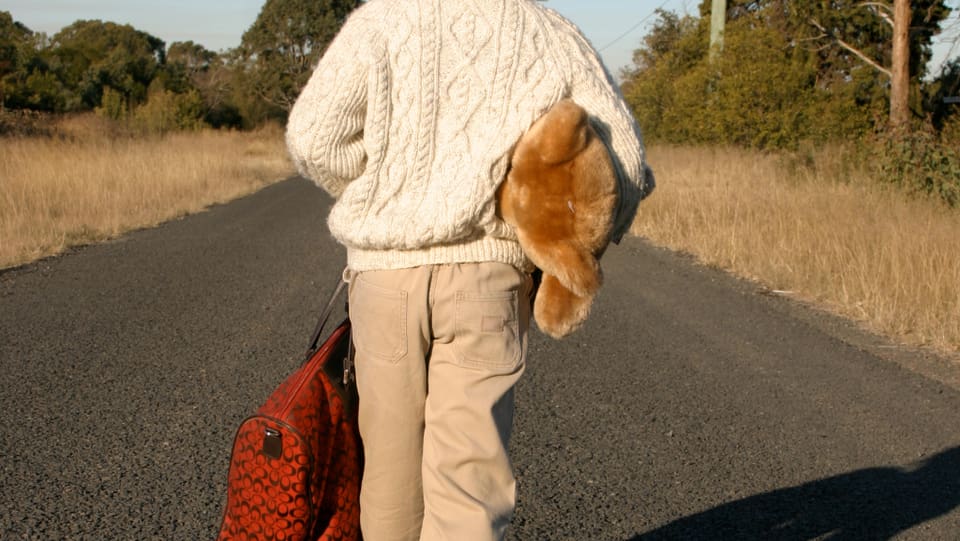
xmin=218 ymin=281 xmax=362 ymax=540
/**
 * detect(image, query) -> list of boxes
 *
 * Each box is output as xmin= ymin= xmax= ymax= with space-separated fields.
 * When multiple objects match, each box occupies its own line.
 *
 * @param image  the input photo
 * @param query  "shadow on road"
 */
xmin=630 ymin=446 xmax=960 ymax=540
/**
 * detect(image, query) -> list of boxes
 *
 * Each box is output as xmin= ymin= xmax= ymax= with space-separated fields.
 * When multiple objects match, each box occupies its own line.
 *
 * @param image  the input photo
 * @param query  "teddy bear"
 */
xmin=497 ymin=99 xmax=619 ymax=339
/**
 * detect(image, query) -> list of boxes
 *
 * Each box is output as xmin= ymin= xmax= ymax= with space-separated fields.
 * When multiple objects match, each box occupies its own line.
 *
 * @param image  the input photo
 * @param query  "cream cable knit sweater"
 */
xmin=287 ymin=0 xmax=653 ymax=272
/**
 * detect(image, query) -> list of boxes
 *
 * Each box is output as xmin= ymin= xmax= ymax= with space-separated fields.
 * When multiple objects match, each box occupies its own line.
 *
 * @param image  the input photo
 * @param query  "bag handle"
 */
xmin=305 ymin=273 xmax=356 ymax=388
xmin=306 ymin=276 xmax=348 ymax=353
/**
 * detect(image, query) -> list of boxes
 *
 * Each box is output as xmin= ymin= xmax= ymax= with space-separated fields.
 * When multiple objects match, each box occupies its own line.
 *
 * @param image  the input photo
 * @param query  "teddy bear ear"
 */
xmin=533 ymin=99 xmax=590 ymax=165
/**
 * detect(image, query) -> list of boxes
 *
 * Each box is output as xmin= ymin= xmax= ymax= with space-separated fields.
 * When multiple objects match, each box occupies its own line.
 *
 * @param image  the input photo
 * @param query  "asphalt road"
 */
xmin=1 ymin=177 xmax=958 ymax=540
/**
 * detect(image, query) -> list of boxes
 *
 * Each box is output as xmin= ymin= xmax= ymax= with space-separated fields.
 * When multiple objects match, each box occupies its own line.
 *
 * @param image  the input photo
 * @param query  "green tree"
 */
xmin=621 ymin=10 xmax=710 ymax=144
xmin=798 ymin=0 xmax=949 ymax=129
xmin=625 ymin=10 xmax=845 ymax=149
xmin=0 ymin=11 xmax=34 ymax=109
xmin=237 ymin=0 xmax=361 ymax=120
xmin=167 ymin=41 xmax=216 ymax=73
xmin=47 ymin=20 xmax=165 ymax=110
xmin=628 ymin=9 xmax=705 ymax=74
xmin=162 ymin=40 xmax=217 ymax=93
xmin=161 ymin=41 xmax=241 ymax=127
xmin=700 ymin=0 xmax=950 ymax=130
xmin=624 ymin=1 xmax=951 ymax=148
xmin=0 ymin=14 xmax=71 ymax=112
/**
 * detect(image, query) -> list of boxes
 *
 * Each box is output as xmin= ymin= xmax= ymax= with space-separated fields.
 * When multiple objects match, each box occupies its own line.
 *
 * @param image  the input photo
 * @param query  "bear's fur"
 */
xmin=497 ymin=99 xmax=618 ymax=339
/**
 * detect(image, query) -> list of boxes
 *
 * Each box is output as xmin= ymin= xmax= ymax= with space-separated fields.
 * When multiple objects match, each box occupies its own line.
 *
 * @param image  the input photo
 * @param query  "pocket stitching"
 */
xmin=353 ymin=276 xmax=408 ymax=363
xmin=454 ymin=290 xmax=521 ymax=372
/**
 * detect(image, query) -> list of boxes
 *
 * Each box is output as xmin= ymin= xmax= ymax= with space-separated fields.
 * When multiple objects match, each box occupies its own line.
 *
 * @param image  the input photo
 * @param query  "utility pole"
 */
xmin=709 ymin=0 xmax=727 ymax=62
xmin=889 ymin=0 xmax=910 ymax=131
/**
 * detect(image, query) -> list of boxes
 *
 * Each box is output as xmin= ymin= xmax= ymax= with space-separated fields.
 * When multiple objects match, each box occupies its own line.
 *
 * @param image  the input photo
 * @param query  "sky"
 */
xmin=2 ymin=0 xmax=958 ymax=77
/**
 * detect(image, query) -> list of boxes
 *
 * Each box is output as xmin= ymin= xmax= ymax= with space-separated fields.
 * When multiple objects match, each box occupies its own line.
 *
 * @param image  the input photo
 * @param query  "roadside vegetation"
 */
xmin=621 ymin=3 xmax=960 ymax=356
xmin=620 ymin=2 xmax=959 ymax=356
xmin=1 ymin=1 xmax=959 ymax=356
xmin=0 ymin=113 xmax=292 ymax=269
xmin=0 ymin=1 xmax=355 ymax=269
xmin=633 ymin=144 xmax=960 ymax=356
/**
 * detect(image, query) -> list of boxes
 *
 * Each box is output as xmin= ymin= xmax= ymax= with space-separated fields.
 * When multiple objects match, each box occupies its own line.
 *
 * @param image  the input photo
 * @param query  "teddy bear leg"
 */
xmin=523 ymin=239 xmax=602 ymax=299
xmin=533 ymin=273 xmax=595 ymax=339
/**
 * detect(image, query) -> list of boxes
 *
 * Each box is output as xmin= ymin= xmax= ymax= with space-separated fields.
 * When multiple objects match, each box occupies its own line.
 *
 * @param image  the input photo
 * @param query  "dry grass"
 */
xmin=633 ymin=145 xmax=960 ymax=355
xmin=4 ymin=121 xmax=958 ymax=356
xmin=0 ymin=118 xmax=294 ymax=270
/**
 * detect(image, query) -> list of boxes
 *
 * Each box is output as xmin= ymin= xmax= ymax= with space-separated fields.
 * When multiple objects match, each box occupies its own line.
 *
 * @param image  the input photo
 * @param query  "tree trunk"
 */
xmin=890 ymin=0 xmax=911 ymax=131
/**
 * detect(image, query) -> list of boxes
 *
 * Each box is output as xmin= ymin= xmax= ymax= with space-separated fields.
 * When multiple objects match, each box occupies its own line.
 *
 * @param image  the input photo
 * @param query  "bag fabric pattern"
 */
xmin=218 ymin=318 xmax=361 ymax=540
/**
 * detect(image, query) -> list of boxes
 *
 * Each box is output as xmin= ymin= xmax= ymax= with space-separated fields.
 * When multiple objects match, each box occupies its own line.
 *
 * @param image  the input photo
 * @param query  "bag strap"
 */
xmin=306 ymin=276 xmax=348 ymax=353
xmin=305 ymin=272 xmax=356 ymax=387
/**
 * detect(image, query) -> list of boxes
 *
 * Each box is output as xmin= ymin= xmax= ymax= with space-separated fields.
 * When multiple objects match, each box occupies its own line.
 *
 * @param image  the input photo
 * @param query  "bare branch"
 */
xmin=809 ymin=18 xmax=893 ymax=78
xmin=797 ymin=32 xmax=828 ymax=43
xmin=860 ymin=2 xmax=895 ymax=28
xmin=859 ymin=1 xmax=893 ymax=17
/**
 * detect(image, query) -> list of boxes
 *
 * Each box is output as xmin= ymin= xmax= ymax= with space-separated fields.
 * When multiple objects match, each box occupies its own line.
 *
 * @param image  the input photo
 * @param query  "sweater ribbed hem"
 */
xmin=346 ymin=237 xmax=534 ymax=272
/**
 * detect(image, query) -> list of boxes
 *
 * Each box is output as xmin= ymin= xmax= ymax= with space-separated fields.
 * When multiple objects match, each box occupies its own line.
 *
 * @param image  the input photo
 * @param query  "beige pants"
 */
xmin=346 ymin=262 xmax=532 ymax=541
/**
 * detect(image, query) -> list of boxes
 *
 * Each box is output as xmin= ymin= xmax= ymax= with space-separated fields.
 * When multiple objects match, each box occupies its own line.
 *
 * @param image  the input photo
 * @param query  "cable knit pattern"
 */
xmin=287 ymin=0 xmax=653 ymax=272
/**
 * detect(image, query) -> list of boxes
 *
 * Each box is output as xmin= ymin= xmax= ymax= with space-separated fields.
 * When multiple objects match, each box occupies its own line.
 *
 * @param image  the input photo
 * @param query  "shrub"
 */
xmin=873 ymin=127 xmax=960 ymax=207
xmin=131 ymin=88 xmax=206 ymax=134
xmin=96 ymin=87 xmax=129 ymax=121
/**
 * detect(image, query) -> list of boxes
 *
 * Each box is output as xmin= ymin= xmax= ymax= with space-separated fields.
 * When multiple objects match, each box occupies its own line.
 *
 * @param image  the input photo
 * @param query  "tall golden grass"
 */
xmin=3 ymin=122 xmax=958 ymax=356
xmin=0 ymin=117 xmax=294 ymax=270
xmin=633 ymin=145 xmax=960 ymax=355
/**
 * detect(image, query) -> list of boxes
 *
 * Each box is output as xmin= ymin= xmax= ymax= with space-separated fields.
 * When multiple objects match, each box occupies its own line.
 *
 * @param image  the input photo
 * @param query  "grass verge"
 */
xmin=632 ymin=145 xmax=960 ymax=356
xmin=0 ymin=119 xmax=294 ymax=270
xmin=4 ymin=127 xmax=957 ymax=358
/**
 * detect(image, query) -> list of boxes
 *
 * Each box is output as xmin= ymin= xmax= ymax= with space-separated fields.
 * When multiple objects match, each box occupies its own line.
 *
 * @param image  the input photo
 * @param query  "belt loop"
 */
xmin=342 ymin=266 xmax=357 ymax=284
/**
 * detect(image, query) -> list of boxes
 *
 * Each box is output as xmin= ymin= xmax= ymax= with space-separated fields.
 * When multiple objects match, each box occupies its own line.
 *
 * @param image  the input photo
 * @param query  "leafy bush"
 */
xmin=873 ymin=127 xmax=960 ymax=207
xmin=96 ymin=86 xmax=129 ymax=121
xmin=131 ymin=88 xmax=206 ymax=134
xmin=0 ymin=108 xmax=51 ymax=136
xmin=622 ymin=13 xmax=877 ymax=150
xmin=940 ymin=114 xmax=960 ymax=146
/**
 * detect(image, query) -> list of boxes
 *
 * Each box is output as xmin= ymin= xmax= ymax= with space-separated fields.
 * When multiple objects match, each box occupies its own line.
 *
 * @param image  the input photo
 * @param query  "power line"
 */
xmin=597 ymin=0 xmax=674 ymax=52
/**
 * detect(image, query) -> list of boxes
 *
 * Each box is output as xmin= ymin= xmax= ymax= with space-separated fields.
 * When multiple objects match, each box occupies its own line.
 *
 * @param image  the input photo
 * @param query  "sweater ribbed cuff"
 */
xmin=346 ymin=237 xmax=534 ymax=273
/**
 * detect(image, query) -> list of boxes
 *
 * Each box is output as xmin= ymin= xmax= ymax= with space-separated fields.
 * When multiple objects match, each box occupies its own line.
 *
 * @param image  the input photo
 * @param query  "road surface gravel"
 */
xmin=1 ymin=178 xmax=957 ymax=540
